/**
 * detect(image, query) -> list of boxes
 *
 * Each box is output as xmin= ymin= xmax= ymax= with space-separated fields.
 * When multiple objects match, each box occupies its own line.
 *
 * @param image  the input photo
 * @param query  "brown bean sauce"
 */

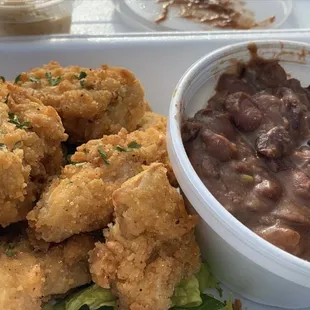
xmin=182 ymin=48 xmax=310 ymax=260
xmin=155 ymin=0 xmax=275 ymax=29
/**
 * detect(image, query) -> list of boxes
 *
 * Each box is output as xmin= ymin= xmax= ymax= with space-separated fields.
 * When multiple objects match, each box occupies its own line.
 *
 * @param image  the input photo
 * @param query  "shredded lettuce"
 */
xmin=43 ymin=284 xmax=117 ymax=310
xmin=171 ymin=275 xmax=202 ymax=308
xmin=171 ymin=263 xmax=233 ymax=310
xmin=43 ymin=263 xmax=235 ymax=310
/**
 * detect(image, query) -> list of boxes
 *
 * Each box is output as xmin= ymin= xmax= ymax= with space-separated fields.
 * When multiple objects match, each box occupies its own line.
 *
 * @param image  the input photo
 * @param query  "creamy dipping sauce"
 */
xmin=0 ymin=0 xmax=73 ymax=36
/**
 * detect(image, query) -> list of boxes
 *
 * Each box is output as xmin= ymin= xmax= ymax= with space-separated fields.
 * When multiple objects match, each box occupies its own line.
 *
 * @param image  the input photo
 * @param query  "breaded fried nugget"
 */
xmin=137 ymin=111 xmax=167 ymax=133
xmin=27 ymin=127 xmax=171 ymax=243
xmin=0 ymin=234 xmax=94 ymax=310
xmin=0 ymin=84 xmax=66 ymax=227
xmin=18 ymin=61 xmax=146 ymax=142
xmin=89 ymin=164 xmax=200 ymax=310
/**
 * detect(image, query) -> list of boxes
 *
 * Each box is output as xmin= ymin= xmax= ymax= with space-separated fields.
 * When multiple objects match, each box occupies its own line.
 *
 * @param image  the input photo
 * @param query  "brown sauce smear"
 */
xmin=155 ymin=0 xmax=275 ymax=29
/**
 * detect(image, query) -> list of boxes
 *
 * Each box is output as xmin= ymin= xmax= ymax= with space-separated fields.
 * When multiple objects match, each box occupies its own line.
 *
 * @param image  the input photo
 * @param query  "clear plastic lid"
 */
xmin=114 ymin=0 xmax=293 ymax=32
xmin=0 ymin=0 xmax=77 ymax=22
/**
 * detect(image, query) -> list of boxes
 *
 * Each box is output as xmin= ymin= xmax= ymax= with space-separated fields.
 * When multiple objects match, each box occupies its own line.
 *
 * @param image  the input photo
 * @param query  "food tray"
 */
xmin=2 ymin=31 xmax=310 ymax=309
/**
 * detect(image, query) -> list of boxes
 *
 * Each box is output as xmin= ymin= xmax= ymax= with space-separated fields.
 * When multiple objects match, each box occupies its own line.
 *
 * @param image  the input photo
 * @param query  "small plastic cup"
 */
xmin=168 ymin=40 xmax=310 ymax=309
xmin=0 ymin=0 xmax=77 ymax=36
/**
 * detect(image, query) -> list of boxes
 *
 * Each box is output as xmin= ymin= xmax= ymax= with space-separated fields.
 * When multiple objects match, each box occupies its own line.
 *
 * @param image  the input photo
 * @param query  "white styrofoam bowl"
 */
xmin=167 ymin=40 xmax=310 ymax=309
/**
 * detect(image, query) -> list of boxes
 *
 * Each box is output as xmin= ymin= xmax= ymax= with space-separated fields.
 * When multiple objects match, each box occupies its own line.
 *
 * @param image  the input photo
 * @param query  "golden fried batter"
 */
xmin=27 ymin=127 xmax=171 ymax=243
xmin=0 ymin=233 xmax=94 ymax=310
xmin=0 ymin=84 xmax=66 ymax=227
xmin=137 ymin=111 xmax=167 ymax=134
xmin=89 ymin=164 xmax=200 ymax=310
xmin=18 ymin=61 xmax=146 ymax=142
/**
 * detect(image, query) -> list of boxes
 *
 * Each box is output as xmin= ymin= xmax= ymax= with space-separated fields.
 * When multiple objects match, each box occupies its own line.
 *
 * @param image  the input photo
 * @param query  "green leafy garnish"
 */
xmin=43 ymin=284 xmax=117 ymax=310
xmin=195 ymin=263 xmax=222 ymax=296
xmin=115 ymin=145 xmax=128 ymax=152
xmin=115 ymin=141 xmax=142 ymax=152
xmin=171 ymin=276 xmax=202 ymax=308
xmin=0 ymin=76 xmax=5 ymax=82
xmin=5 ymin=243 xmax=16 ymax=257
xmin=0 ymin=143 xmax=6 ymax=149
xmin=171 ymin=263 xmax=227 ymax=310
xmin=8 ymin=112 xmax=31 ymax=129
xmin=78 ymin=72 xmax=87 ymax=80
xmin=46 ymin=72 xmax=62 ymax=86
xmin=98 ymin=149 xmax=110 ymax=166
xmin=127 ymin=141 xmax=142 ymax=149
xmin=14 ymin=74 xmax=21 ymax=84
xmin=29 ymin=77 xmax=41 ymax=83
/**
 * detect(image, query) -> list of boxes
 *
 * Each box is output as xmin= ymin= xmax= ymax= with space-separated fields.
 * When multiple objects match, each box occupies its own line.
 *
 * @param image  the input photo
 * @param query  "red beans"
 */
xmin=200 ymin=129 xmax=237 ymax=162
xmin=225 ymin=92 xmax=262 ymax=132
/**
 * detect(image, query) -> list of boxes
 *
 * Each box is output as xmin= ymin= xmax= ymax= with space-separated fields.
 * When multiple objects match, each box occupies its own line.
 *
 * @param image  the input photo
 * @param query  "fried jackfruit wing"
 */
xmin=27 ymin=128 xmax=172 ymax=243
xmin=18 ymin=61 xmax=146 ymax=142
xmin=0 ymin=234 xmax=94 ymax=310
xmin=89 ymin=164 xmax=200 ymax=310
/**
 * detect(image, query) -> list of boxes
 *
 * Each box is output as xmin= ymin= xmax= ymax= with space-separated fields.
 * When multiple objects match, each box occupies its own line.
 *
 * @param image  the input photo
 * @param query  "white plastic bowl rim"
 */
xmin=169 ymin=39 xmax=310 ymax=288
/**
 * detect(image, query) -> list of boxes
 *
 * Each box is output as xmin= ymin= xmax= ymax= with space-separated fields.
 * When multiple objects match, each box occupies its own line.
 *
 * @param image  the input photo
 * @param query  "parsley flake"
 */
xmin=98 ymin=149 xmax=110 ymax=166
xmin=127 ymin=141 xmax=141 ymax=149
xmin=115 ymin=141 xmax=142 ymax=152
xmin=78 ymin=72 xmax=87 ymax=80
xmin=8 ymin=112 xmax=31 ymax=129
xmin=29 ymin=77 xmax=40 ymax=83
xmin=0 ymin=143 xmax=6 ymax=149
xmin=0 ymin=76 xmax=5 ymax=83
xmin=5 ymin=243 xmax=16 ymax=257
xmin=45 ymin=72 xmax=62 ymax=86
xmin=115 ymin=145 xmax=129 ymax=152
xmin=14 ymin=74 xmax=22 ymax=84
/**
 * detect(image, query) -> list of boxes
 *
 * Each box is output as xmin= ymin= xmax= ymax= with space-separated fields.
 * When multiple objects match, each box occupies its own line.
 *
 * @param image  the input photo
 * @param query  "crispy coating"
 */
xmin=89 ymin=164 xmax=200 ymax=310
xmin=27 ymin=127 xmax=171 ymax=242
xmin=137 ymin=111 xmax=167 ymax=134
xmin=18 ymin=61 xmax=146 ymax=142
xmin=0 ymin=233 xmax=94 ymax=310
xmin=0 ymin=84 xmax=66 ymax=227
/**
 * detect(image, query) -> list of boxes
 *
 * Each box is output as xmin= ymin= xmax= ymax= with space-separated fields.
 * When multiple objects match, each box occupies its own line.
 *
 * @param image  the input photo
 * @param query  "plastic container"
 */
xmin=0 ymin=0 xmax=77 ymax=36
xmin=167 ymin=40 xmax=310 ymax=309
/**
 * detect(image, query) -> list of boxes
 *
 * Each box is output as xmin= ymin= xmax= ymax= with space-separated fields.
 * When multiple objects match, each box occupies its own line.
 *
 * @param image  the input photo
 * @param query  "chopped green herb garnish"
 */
xmin=45 ymin=72 xmax=62 ymax=86
xmin=0 ymin=76 xmax=5 ymax=83
xmin=78 ymin=72 xmax=87 ymax=80
xmin=127 ymin=141 xmax=142 ymax=149
xmin=98 ymin=149 xmax=110 ymax=166
xmin=5 ymin=249 xmax=16 ymax=257
xmin=8 ymin=112 xmax=31 ymax=129
xmin=29 ymin=77 xmax=40 ymax=83
xmin=115 ymin=141 xmax=142 ymax=152
xmin=5 ymin=243 xmax=16 ymax=257
xmin=115 ymin=145 xmax=129 ymax=152
xmin=0 ymin=143 xmax=6 ymax=149
xmin=3 ymin=94 xmax=9 ymax=104
xmin=14 ymin=74 xmax=21 ymax=84
xmin=12 ymin=141 xmax=22 ymax=150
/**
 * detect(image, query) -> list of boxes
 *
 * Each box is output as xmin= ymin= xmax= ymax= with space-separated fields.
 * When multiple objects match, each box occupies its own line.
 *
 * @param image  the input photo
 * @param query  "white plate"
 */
xmin=114 ymin=0 xmax=293 ymax=32
xmin=2 ymin=32 xmax=310 ymax=309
